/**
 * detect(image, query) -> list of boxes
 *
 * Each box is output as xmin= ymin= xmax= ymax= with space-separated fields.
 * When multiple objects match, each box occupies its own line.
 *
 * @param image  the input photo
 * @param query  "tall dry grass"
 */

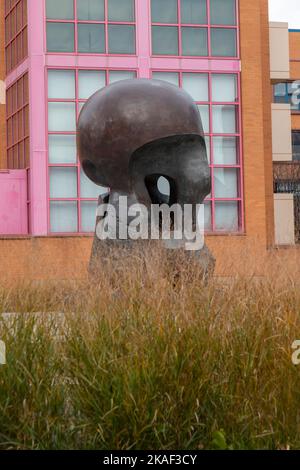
xmin=0 ymin=244 xmax=300 ymax=450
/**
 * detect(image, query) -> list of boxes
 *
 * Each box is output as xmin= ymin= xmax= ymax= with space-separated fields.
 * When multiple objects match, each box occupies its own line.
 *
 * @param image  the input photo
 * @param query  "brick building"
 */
xmin=272 ymin=24 xmax=300 ymax=245
xmin=0 ymin=0 xmax=297 ymax=281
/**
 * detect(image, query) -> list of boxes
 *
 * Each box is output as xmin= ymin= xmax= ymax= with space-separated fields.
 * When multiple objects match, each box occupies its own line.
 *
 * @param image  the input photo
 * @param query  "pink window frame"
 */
xmin=24 ymin=0 xmax=243 ymax=236
xmin=45 ymin=0 xmax=138 ymax=57
xmin=150 ymin=0 xmax=240 ymax=60
xmin=46 ymin=66 xmax=138 ymax=235
xmin=151 ymin=69 xmax=244 ymax=233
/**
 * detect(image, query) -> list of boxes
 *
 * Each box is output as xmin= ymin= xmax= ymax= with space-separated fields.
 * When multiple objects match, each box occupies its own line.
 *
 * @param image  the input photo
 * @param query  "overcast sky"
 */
xmin=269 ymin=0 xmax=300 ymax=28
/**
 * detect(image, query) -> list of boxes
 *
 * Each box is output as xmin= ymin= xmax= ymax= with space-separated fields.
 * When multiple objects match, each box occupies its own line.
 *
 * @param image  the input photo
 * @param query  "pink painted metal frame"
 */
xmin=0 ymin=169 xmax=28 ymax=235
xmin=150 ymin=0 xmax=240 ymax=60
xmin=46 ymin=67 xmax=138 ymax=235
xmin=46 ymin=0 xmax=137 ymax=56
xmin=5 ymin=0 xmax=243 ymax=236
xmin=151 ymin=69 xmax=243 ymax=233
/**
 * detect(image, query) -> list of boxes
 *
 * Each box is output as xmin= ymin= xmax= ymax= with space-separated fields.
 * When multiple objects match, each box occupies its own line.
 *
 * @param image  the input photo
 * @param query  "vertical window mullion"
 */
xmin=208 ymin=72 xmax=216 ymax=232
xmin=74 ymin=0 xmax=78 ymax=52
xmin=207 ymin=0 xmax=211 ymax=56
xmin=177 ymin=0 xmax=181 ymax=56
xmin=104 ymin=0 xmax=108 ymax=54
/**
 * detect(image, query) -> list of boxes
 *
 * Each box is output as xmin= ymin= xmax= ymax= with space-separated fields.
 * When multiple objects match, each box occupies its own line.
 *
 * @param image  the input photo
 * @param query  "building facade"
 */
xmin=0 ymin=0 xmax=286 ymax=281
xmin=272 ymin=24 xmax=300 ymax=245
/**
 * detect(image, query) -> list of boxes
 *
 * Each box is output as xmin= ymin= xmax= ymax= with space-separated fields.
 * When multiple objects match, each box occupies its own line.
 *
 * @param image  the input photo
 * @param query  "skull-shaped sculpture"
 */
xmin=77 ymin=79 xmax=215 ymax=275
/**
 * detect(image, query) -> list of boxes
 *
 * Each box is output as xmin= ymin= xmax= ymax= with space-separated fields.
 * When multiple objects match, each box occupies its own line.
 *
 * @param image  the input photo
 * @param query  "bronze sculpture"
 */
xmin=77 ymin=78 xmax=215 ymax=276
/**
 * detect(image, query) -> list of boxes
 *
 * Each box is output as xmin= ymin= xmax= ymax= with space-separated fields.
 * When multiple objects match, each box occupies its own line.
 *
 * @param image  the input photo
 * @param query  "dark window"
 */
xmin=151 ymin=0 xmax=237 ymax=57
xmin=46 ymin=0 xmax=136 ymax=54
xmin=152 ymin=26 xmax=179 ymax=55
xmin=108 ymin=25 xmax=136 ymax=54
xmin=211 ymin=28 xmax=236 ymax=57
xmin=46 ymin=0 xmax=74 ymax=20
xmin=108 ymin=0 xmax=135 ymax=22
xmin=292 ymin=131 xmax=300 ymax=161
xmin=210 ymin=0 xmax=236 ymax=26
xmin=78 ymin=24 xmax=105 ymax=53
xmin=274 ymin=82 xmax=300 ymax=111
xmin=77 ymin=0 xmax=104 ymax=21
xmin=181 ymin=0 xmax=207 ymax=24
xmin=46 ymin=23 xmax=75 ymax=52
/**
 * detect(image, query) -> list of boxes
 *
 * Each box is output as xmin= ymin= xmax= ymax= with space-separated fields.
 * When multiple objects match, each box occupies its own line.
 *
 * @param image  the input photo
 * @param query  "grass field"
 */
xmin=0 ymin=245 xmax=300 ymax=450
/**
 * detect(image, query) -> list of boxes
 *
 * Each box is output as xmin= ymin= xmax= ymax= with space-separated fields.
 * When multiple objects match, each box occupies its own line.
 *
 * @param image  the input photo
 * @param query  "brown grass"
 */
xmin=0 ymin=243 xmax=300 ymax=450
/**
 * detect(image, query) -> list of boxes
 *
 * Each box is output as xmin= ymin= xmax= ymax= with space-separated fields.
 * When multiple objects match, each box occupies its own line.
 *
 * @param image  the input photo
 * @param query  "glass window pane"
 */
xmin=274 ymin=83 xmax=287 ymax=97
xmin=274 ymin=95 xmax=288 ymax=105
xmin=213 ymin=137 xmax=237 ymax=165
xmin=48 ymin=70 xmax=75 ymax=99
xmin=287 ymin=82 xmax=294 ymax=95
xmin=78 ymin=102 xmax=85 ymax=114
xmin=47 ymin=23 xmax=75 ymax=52
xmin=152 ymin=71 xmax=179 ymax=86
xmin=198 ymin=105 xmax=209 ymax=133
xmin=215 ymin=202 xmax=238 ymax=231
xmin=78 ymin=24 xmax=105 ymax=53
xmin=46 ymin=0 xmax=74 ymax=19
xmin=108 ymin=25 xmax=135 ymax=54
xmin=210 ymin=0 xmax=236 ymax=25
xmin=48 ymin=102 xmax=76 ymax=132
xmin=77 ymin=0 xmax=104 ymax=20
xmin=182 ymin=73 xmax=208 ymax=101
xmin=292 ymin=131 xmax=300 ymax=161
xmin=214 ymin=168 xmax=238 ymax=198
xmin=81 ymin=201 xmax=98 ymax=232
xmin=78 ymin=70 xmax=106 ymax=99
xmin=211 ymin=28 xmax=236 ymax=57
xmin=212 ymin=74 xmax=237 ymax=102
xmin=50 ymin=167 xmax=78 ymax=198
xmin=181 ymin=0 xmax=207 ymax=24
xmin=109 ymin=70 xmax=136 ymax=84
xmin=204 ymin=202 xmax=212 ymax=230
xmin=152 ymin=26 xmax=178 ymax=55
xmin=80 ymin=168 xmax=104 ymax=198
xmin=212 ymin=105 xmax=237 ymax=134
xmin=182 ymin=27 xmax=208 ymax=56
xmin=151 ymin=0 xmax=178 ymax=23
xmin=50 ymin=201 xmax=78 ymax=233
xmin=49 ymin=135 xmax=77 ymax=164
xmin=108 ymin=0 xmax=135 ymax=21
xmin=204 ymin=136 xmax=210 ymax=163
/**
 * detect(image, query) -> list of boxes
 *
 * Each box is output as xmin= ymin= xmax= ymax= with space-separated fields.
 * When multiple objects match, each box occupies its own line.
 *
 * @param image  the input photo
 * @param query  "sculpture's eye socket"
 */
xmin=157 ymin=176 xmax=170 ymax=198
xmin=145 ymin=174 xmax=177 ymax=206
